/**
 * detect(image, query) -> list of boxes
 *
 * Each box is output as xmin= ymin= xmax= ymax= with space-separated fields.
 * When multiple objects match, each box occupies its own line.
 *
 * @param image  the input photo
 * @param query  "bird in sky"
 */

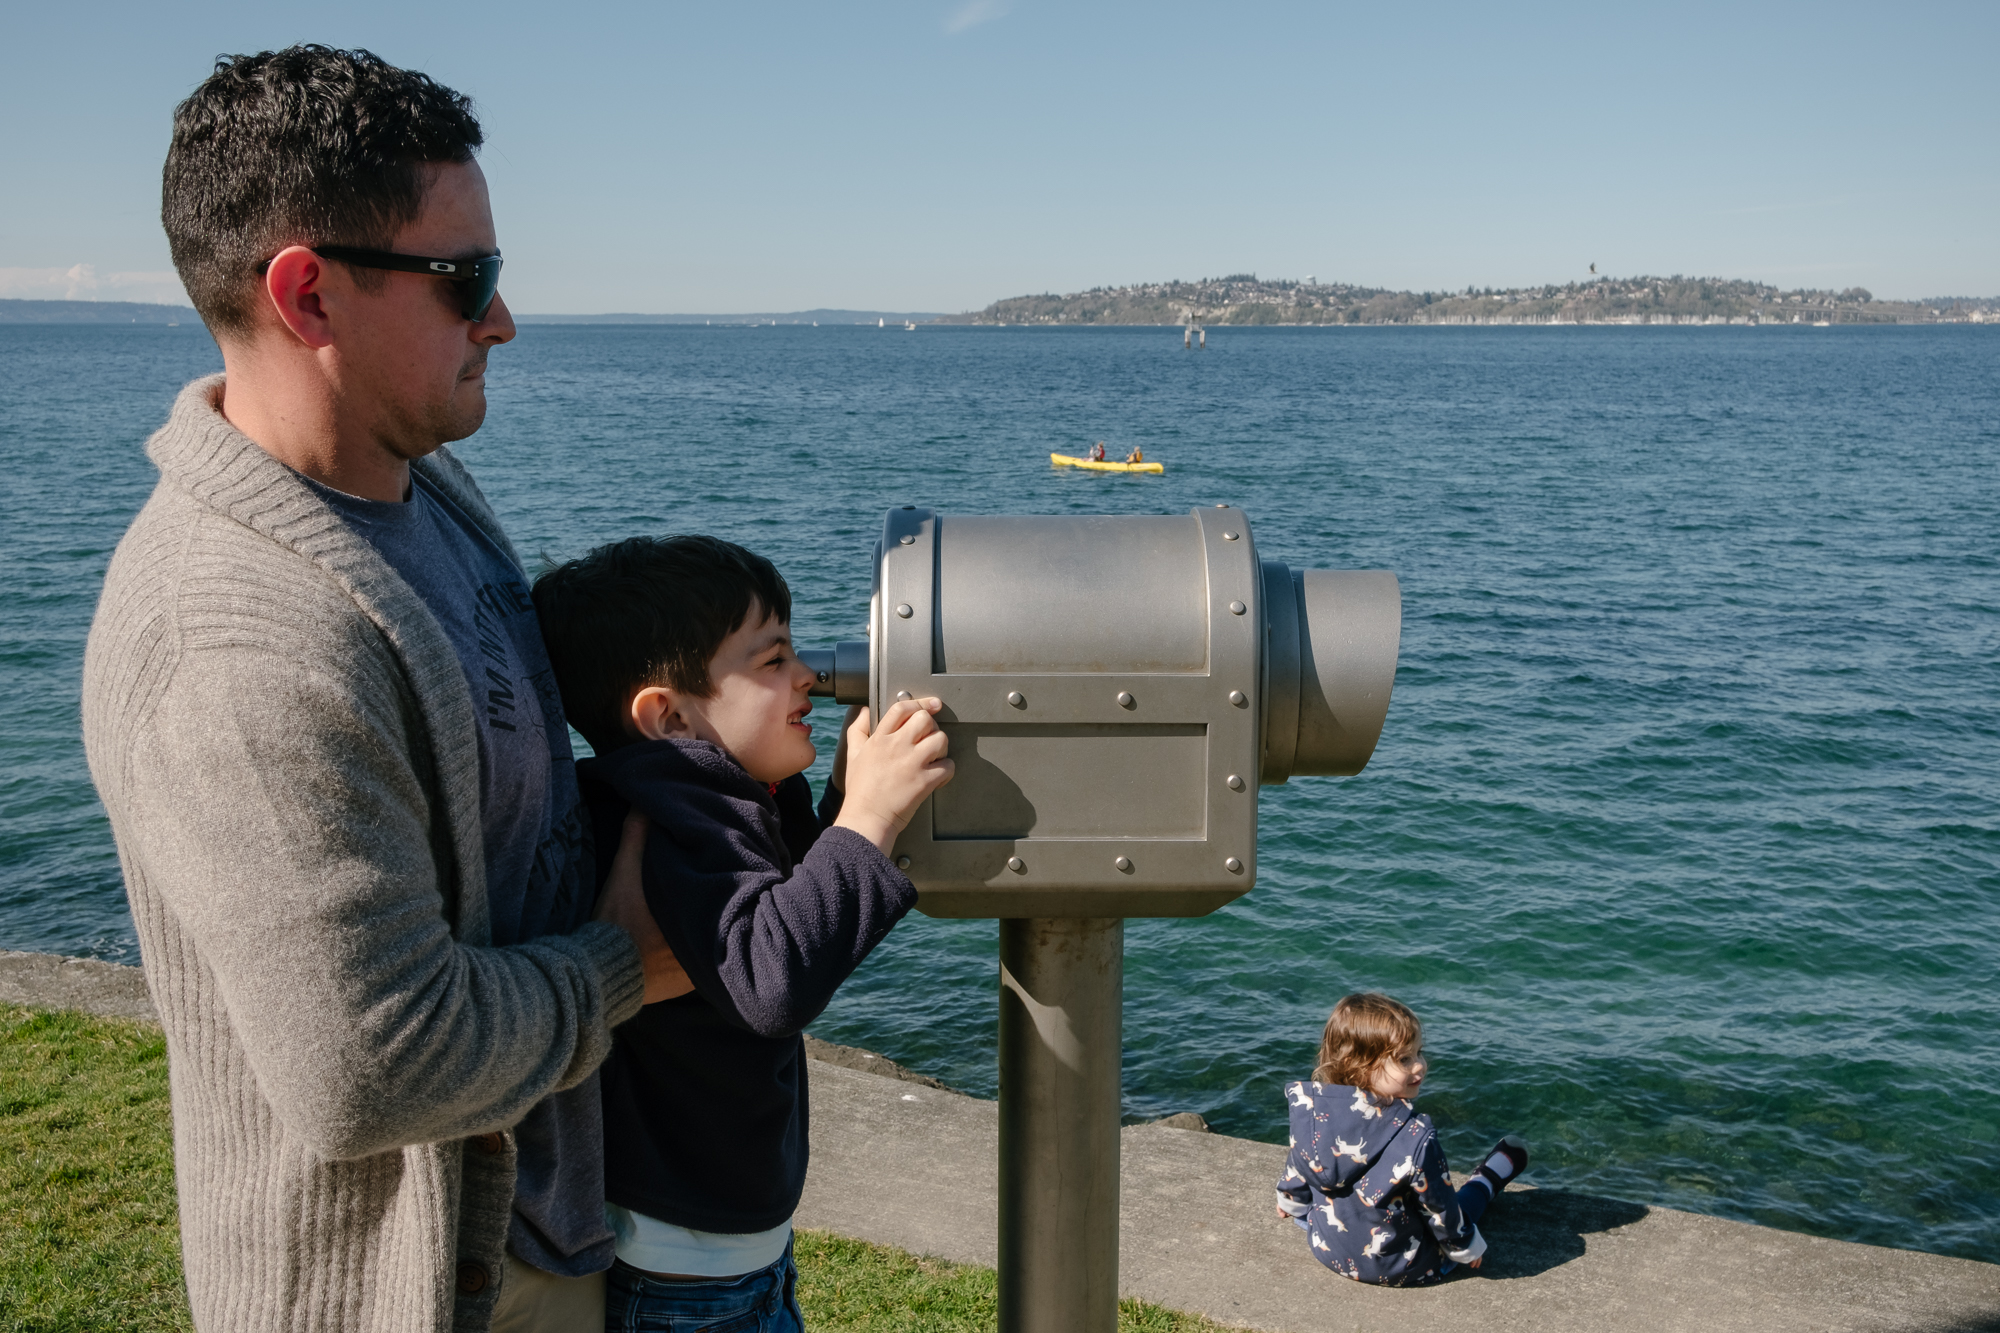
xmin=1589 ymin=262 xmax=1597 ymax=274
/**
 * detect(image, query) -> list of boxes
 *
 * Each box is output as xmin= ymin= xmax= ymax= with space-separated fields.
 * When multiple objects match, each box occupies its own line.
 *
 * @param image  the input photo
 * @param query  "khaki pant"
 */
xmin=490 ymin=1255 xmax=606 ymax=1333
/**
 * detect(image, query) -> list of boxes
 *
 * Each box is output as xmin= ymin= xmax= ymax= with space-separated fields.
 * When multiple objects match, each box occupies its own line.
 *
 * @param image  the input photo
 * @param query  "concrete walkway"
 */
xmin=798 ymin=1057 xmax=2000 ymax=1332
xmin=9 ymin=950 xmax=2000 ymax=1332
xmin=0 ymin=949 xmax=157 ymax=1019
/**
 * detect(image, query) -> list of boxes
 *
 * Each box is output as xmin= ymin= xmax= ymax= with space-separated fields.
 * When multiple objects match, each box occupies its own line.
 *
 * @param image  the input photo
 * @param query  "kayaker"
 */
xmin=1124 ymin=446 xmax=1144 ymax=465
xmin=1089 ymin=441 xmax=1107 ymax=462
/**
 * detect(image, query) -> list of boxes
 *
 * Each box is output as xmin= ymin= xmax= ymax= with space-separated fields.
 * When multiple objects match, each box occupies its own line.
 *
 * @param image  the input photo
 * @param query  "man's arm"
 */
xmin=125 ymin=642 xmax=647 ymax=1161
xmin=594 ymin=809 xmax=694 ymax=1004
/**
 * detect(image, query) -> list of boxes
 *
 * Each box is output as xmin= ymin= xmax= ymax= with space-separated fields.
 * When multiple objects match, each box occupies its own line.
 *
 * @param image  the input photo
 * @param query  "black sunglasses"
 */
xmin=311 ymin=246 xmax=505 ymax=321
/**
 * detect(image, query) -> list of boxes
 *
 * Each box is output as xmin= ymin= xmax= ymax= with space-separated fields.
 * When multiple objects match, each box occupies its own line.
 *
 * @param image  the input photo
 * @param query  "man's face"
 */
xmin=679 ymin=610 xmax=820 ymax=785
xmin=334 ymin=159 xmax=514 ymax=458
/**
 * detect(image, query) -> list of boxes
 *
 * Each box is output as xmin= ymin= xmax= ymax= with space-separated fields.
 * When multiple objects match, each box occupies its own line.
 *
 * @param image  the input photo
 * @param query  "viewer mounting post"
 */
xmin=803 ymin=506 xmax=1400 ymax=1333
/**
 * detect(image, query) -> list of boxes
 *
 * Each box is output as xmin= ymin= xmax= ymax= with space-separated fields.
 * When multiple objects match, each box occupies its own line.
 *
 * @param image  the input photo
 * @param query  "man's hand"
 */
xmin=832 ymin=698 xmax=954 ymax=856
xmin=593 ymin=810 xmax=693 ymax=1004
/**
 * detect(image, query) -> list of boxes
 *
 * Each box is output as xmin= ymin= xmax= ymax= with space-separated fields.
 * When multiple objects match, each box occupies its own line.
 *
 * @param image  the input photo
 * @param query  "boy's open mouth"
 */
xmin=788 ymin=707 xmax=811 ymax=733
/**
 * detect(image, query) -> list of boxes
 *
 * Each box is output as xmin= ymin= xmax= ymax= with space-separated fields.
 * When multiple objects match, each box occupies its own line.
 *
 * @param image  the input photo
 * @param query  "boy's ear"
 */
xmin=630 ymin=685 xmax=701 ymax=742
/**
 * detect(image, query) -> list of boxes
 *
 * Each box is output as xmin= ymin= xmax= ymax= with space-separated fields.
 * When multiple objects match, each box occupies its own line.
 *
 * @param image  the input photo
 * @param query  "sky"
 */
xmin=2 ymin=1 xmax=1995 ymax=313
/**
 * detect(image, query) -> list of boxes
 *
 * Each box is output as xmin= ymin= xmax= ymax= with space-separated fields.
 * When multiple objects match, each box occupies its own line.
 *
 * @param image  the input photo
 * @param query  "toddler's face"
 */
xmin=1369 ymin=1046 xmax=1426 ymax=1102
xmin=675 ymin=610 xmax=819 ymax=783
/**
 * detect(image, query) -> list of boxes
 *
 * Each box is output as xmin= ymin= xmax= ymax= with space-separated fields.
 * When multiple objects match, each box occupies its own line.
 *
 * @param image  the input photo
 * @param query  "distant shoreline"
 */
xmin=0 ymin=298 xmax=199 ymax=325
xmin=943 ymin=274 xmax=1999 ymax=328
xmin=7 ymin=290 xmax=1997 ymax=329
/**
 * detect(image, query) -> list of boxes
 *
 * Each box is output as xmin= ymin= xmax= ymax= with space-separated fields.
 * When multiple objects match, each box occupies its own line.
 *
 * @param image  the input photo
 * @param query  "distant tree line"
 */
xmin=937 ymin=276 xmax=1994 ymax=326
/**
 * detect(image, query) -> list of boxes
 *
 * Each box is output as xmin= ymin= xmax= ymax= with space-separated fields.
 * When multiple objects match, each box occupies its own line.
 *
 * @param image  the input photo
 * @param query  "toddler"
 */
xmin=1275 ymin=993 xmax=1527 ymax=1285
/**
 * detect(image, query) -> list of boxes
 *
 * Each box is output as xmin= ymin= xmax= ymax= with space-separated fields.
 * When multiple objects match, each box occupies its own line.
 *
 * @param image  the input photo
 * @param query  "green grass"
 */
xmin=792 ymin=1230 xmax=1229 ymax=1331
xmin=0 ymin=1005 xmax=189 ymax=1332
xmin=0 ymin=1004 xmax=1231 ymax=1331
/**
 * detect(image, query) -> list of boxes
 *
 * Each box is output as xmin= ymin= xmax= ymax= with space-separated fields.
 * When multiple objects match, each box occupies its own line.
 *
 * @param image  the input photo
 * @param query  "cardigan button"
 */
xmin=456 ymin=1262 xmax=488 ymax=1294
xmin=475 ymin=1133 xmax=505 ymax=1156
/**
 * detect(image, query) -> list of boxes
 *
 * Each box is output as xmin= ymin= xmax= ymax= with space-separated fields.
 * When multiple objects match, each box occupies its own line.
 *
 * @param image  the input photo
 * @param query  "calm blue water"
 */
xmin=3 ymin=322 xmax=1996 ymax=1259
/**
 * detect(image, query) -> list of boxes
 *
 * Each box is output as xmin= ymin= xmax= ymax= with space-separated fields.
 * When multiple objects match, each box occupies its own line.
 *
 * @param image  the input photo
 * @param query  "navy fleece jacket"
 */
xmin=582 ymin=738 xmax=918 ymax=1234
xmin=1274 ymin=1080 xmax=1484 ymax=1285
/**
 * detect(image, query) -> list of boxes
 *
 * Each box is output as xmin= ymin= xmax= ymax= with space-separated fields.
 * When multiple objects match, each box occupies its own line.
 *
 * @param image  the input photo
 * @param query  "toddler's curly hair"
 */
xmin=1313 ymin=992 xmax=1422 ymax=1088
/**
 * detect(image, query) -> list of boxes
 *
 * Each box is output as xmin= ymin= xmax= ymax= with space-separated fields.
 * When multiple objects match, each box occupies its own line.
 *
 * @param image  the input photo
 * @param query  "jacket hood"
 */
xmin=1284 ymin=1080 xmax=1420 ymax=1191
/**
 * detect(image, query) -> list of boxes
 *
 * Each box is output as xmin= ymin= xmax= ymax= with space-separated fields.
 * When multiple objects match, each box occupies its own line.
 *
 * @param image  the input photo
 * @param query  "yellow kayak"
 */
xmin=1051 ymin=452 xmax=1164 ymax=474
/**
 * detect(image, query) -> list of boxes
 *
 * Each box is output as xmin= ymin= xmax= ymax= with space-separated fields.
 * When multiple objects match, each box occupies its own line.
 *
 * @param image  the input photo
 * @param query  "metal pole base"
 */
xmin=998 ymin=917 xmax=1124 ymax=1333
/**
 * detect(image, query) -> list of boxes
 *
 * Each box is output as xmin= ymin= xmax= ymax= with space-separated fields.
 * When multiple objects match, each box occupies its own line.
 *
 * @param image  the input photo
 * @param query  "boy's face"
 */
xmin=633 ymin=608 xmax=818 ymax=783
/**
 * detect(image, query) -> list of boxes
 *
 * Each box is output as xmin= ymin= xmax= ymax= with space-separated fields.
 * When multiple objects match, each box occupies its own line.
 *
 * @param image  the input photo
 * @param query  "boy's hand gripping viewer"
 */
xmin=798 ymin=505 xmax=1399 ymax=1333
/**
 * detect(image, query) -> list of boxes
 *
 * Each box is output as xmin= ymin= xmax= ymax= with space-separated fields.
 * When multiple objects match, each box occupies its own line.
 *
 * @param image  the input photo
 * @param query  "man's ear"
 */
xmin=262 ymin=245 xmax=336 ymax=350
xmin=630 ymin=685 xmax=700 ymax=742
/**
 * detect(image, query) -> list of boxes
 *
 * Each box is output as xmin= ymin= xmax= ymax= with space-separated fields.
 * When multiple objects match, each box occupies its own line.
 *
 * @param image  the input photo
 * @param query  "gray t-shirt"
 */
xmin=309 ymin=467 xmax=611 ymax=1276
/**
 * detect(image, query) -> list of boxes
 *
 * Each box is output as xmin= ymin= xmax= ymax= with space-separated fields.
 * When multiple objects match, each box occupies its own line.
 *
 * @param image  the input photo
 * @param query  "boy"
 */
xmin=532 ymin=535 xmax=952 ymax=1330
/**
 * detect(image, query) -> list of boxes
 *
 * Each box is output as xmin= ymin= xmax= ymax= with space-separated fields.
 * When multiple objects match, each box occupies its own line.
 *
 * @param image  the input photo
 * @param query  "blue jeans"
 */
xmin=604 ymin=1238 xmax=802 ymax=1332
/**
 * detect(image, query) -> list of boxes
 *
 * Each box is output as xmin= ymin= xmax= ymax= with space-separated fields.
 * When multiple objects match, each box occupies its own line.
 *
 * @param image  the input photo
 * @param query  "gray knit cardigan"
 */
xmin=82 ymin=376 xmax=646 ymax=1332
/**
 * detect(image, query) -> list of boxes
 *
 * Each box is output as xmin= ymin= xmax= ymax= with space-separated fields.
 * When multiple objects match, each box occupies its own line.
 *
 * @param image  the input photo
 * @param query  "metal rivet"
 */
xmin=895 ymin=603 xmax=913 ymax=618
xmin=817 ymin=670 xmax=830 ymax=683
xmin=1228 ymin=600 xmax=1246 ymax=615
xmin=1222 ymin=531 xmax=1239 ymax=541
xmin=1227 ymin=774 xmax=1245 ymax=791
xmin=1229 ymin=690 xmax=1247 ymax=707
xmin=895 ymin=690 xmax=913 ymax=702
xmin=1007 ymin=856 xmax=1025 ymax=873
xmin=1115 ymin=691 xmax=1135 ymax=709
xmin=1114 ymin=856 xmax=1133 ymax=873
xmin=1224 ymin=856 xmax=1243 ymax=874
xmin=899 ymin=534 xmax=915 ymax=545
xmin=1006 ymin=691 xmax=1026 ymax=708
xmin=1215 ymin=503 xmax=1229 ymax=508
xmin=897 ymin=856 xmax=911 ymax=869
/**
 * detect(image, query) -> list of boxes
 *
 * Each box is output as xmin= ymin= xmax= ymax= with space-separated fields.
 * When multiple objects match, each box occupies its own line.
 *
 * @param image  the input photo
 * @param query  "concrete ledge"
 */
xmin=0 ymin=949 xmax=156 ymax=1021
xmin=10 ymin=952 xmax=1998 ymax=1331
xmin=798 ymin=1060 xmax=2000 ymax=1333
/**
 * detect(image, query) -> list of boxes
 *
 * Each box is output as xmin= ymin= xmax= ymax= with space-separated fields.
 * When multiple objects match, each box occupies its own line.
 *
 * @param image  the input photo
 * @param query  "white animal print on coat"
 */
xmin=1333 ymin=1137 xmax=1370 ymax=1162
xmin=1390 ymin=1153 xmax=1416 ymax=1182
xmin=1316 ymin=1203 xmax=1347 ymax=1232
xmin=1349 ymin=1087 xmax=1381 ymax=1119
xmin=1362 ymin=1226 xmax=1396 ymax=1258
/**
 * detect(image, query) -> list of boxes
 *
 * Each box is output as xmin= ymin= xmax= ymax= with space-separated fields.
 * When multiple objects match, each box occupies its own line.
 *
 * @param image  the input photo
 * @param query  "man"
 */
xmin=82 ymin=46 xmax=684 ymax=1332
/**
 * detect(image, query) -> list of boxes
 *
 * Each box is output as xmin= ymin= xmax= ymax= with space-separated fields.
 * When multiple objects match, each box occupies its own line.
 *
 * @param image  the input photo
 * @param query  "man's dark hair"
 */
xmin=163 ymin=45 xmax=483 ymax=335
xmin=533 ymin=536 xmax=794 ymax=756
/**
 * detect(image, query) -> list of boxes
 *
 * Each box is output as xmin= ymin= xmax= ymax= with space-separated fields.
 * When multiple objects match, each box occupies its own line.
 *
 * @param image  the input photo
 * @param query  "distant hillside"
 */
xmin=0 ymin=299 xmax=200 ymax=325
xmin=941 ymin=276 xmax=2000 ymax=327
xmin=517 ymin=309 xmax=942 ymax=325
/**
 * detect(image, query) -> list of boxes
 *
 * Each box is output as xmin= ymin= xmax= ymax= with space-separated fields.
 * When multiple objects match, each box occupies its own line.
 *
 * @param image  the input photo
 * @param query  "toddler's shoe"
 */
xmin=1476 ymin=1134 xmax=1528 ymax=1192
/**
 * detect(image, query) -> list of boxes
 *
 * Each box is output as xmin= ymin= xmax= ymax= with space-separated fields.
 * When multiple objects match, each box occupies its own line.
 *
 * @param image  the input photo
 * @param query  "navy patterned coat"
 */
xmin=1274 ymin=1080 xmax=1485 ymax=1285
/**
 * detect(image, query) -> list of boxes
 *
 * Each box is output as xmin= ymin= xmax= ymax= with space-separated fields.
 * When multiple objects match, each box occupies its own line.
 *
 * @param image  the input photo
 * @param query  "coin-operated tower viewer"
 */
xmin=802 ymin=505 xmax=1400 ymax=1333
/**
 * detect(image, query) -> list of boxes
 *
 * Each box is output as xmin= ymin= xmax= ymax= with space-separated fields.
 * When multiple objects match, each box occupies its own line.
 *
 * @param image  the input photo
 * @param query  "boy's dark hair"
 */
xmin=163 ymin=45 xmax=483 ymax=335
xmin=532 ymin=535 xmax=794 ymax=756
